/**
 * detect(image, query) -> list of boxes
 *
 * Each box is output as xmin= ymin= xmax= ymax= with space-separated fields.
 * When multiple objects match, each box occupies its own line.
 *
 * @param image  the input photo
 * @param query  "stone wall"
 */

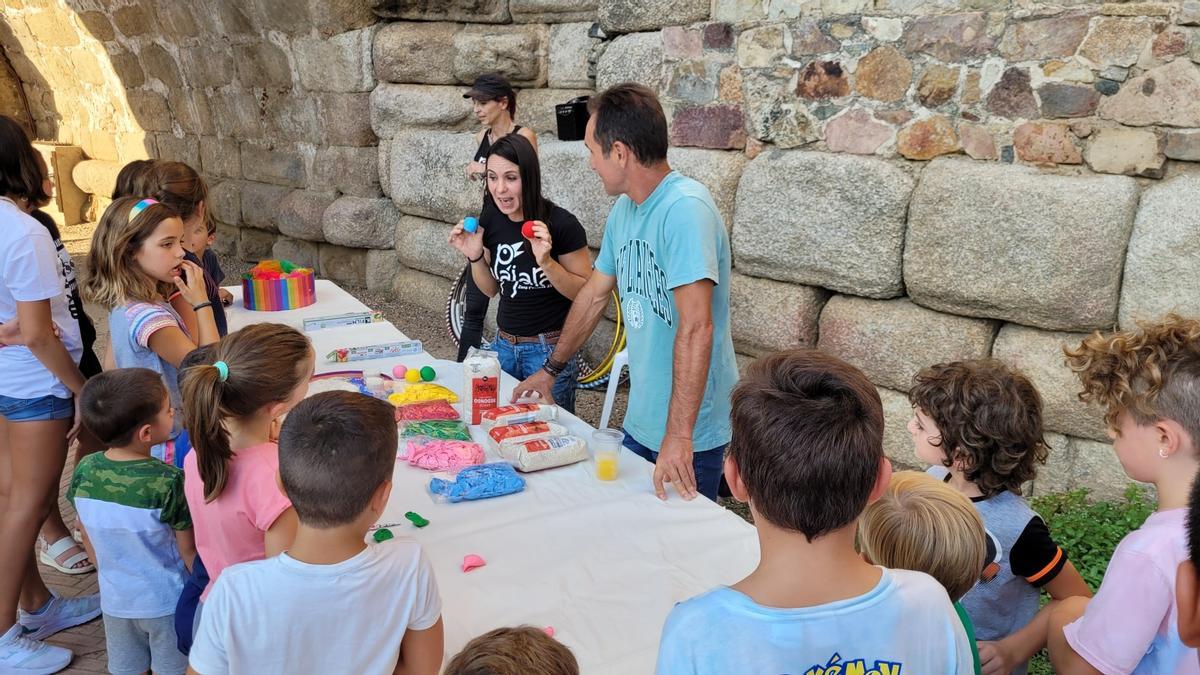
xmin=4 ymin=0 xmax=1199 ymax=498
xmin=363 ymin=0 xmax=1200 ymax=500
xmin=0 ymin=0 xmax=380 ymax=263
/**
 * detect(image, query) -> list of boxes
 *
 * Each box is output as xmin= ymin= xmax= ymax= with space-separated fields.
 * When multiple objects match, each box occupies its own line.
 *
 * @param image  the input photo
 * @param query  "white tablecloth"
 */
xmin=224 ymin=281 xmax=760 ymax=673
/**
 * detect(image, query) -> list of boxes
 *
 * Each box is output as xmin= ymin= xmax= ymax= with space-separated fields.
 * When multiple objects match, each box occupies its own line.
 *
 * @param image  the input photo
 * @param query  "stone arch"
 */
xmin=0 ymin=4 xmax=145 ymax=162
xmin=0 ymin=48 xmax=33 ymax=133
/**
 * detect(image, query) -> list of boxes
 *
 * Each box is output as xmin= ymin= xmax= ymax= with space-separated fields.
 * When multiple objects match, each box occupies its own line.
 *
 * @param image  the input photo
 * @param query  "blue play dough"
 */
xmin=464 ymin=216 xmax=479 ymax=233
xmin=430 ymin=463 xmax=526 ymax=502
xmin=347 ymin=376 xmax=373 ymax=396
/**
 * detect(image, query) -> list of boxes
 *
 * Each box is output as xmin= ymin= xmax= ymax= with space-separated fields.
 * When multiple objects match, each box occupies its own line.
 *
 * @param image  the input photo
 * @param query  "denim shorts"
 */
xmin=0 ymin=393 xmax=73 ymax=422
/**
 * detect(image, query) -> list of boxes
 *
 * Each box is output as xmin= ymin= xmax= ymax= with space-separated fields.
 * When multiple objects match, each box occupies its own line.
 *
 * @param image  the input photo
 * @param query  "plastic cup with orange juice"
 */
xmin=591 ymin=429 xmax=624 ymax=481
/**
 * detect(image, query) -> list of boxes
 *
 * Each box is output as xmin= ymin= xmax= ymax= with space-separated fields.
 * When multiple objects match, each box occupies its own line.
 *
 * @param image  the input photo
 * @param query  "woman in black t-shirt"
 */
xmin=457 ymin=74 xmax=540 ymax=362
xmin=449 ymin=133 xmax=590 ymax=412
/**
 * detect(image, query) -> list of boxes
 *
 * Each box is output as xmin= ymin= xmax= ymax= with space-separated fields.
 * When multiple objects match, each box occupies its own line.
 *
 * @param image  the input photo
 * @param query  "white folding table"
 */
xmin=224 ymin=280 xmax=759 ymax=673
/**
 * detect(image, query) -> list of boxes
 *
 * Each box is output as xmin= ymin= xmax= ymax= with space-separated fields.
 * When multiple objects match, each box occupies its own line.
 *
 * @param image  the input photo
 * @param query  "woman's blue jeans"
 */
xmin=491 ymin=334 xmax=577 ymax=414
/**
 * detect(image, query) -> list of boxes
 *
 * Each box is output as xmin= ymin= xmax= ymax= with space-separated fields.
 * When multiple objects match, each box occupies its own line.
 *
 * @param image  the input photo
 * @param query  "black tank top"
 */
xmin=474 ymin=125 xmax=523 ymax=163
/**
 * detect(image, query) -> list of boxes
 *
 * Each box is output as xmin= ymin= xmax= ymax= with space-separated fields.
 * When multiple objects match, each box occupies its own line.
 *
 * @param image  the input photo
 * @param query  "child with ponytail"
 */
xmin=180 ymin=323 xmax=314 ymax=605
xmin=83 ymin=197 xmax=219 ymax=462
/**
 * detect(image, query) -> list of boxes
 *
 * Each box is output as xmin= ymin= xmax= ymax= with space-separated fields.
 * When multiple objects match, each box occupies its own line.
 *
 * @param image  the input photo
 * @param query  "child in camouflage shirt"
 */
xmin=70 ymin=368 xmax=195 ymax=675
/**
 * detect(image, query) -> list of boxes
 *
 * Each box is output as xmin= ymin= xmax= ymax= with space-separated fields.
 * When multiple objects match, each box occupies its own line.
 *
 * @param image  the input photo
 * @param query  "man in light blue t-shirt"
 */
xmin=512 ymin=83 xmax=738 ymax=501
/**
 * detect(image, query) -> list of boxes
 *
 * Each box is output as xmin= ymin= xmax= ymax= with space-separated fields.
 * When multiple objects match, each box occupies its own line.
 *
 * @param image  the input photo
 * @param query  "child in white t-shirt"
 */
xmin=189 ymin=391 xmax=444 ymax=675
xmin=655 ymin=350 xmax=973 ymax=675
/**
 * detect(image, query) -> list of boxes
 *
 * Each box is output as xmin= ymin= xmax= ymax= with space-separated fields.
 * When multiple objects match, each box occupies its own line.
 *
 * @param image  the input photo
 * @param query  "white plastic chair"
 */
xmin=598 ymin=348 xmax=629 ymax=430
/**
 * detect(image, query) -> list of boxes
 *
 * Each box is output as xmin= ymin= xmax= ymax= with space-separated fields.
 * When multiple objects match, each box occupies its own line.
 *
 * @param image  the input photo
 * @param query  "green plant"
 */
xmin=1024 ymin=485 xmax=1156 ymax=674
xmin=1032 ymin=485 xmax=1156 ymax=590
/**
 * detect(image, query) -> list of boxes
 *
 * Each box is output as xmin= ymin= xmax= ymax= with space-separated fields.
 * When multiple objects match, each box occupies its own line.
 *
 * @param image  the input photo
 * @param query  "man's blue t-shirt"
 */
xmin=656 ymin=569 xmax=976 ymax=675
xmin=593 ymin=172 xmax=738 ymax=452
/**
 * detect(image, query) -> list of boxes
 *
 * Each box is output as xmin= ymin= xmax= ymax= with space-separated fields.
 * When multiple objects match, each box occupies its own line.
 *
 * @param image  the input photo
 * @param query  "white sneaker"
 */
xmin=16 ymin=594 xmax=101 ymax=641
xmin=0 ymin=623 xmax=71 ymax=674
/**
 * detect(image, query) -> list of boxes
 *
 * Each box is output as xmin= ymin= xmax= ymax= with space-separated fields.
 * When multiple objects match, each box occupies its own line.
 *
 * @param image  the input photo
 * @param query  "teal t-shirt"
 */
xmin=656 ymin=570 xmax=976 ymax=674
xmin=593 ymin=172 xmax=738 ymax=452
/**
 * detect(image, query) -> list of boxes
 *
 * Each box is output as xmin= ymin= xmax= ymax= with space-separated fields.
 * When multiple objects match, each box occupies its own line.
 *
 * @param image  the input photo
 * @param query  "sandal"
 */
xmin=37 ymin=536 xmax=95 ymax=575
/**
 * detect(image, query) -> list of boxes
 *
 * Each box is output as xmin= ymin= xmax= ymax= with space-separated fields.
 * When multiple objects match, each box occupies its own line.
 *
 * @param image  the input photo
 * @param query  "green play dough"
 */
xmin=372 ymin=528 xmax=394 ymax=542
xmin=420 ymin=366 xmax=436 ymax=381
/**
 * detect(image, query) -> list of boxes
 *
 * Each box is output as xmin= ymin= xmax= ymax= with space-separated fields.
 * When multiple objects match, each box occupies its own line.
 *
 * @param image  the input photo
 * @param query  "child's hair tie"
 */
xmin=213 ymin=360 xmax=229 ymax=382
xmin=128 ymin=198 xmax=159 ymax=222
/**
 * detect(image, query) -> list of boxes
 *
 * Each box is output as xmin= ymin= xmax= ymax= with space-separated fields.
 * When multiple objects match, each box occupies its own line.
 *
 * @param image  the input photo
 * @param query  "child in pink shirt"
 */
xmin=180 ymin=323 xmax=314 ymax=600
xmin=1045 ymin=315 xmax=1200 ymax=674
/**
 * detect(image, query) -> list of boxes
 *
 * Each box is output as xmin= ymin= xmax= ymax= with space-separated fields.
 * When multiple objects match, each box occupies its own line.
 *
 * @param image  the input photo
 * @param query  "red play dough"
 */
xmin=521 ymin=221 xmax=536 ymax=239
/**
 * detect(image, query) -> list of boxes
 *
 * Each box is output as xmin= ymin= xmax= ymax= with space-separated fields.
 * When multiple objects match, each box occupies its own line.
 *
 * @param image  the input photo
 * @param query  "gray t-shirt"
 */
xmin=928 ymin=466 xmax=1067 ymax=675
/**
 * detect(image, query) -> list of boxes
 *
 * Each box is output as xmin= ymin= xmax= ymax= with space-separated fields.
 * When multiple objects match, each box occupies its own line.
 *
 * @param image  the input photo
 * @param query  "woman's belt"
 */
xmin=496 ymin=329 xmax=562 ymax=345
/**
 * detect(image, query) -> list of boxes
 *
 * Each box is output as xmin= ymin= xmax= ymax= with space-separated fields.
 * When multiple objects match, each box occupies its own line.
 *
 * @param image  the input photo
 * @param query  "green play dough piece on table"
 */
xmin=373 ymin=528 xmax=394 ymax=542
xmin=420 ymin=366 xmax=436 ymax=382
xmin=405 ymin=511 xmax=430 ymax=528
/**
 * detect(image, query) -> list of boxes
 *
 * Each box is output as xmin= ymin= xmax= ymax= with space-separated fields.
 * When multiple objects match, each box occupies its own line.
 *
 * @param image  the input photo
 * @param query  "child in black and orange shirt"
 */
xmin=908 ymin=359 xmax=1092 ymax=674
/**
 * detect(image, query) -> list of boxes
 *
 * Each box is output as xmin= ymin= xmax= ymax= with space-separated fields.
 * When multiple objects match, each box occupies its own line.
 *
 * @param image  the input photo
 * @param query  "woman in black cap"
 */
xmin=464 ymin=72 xmax=539 ymax=181
xmin=458 ymin=73 xmax=539 ymax=362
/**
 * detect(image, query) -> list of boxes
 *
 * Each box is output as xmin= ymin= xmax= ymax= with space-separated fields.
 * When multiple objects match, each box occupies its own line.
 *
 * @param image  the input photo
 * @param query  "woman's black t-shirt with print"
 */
xmin=480 ymin=199 xmax=587 ymax=337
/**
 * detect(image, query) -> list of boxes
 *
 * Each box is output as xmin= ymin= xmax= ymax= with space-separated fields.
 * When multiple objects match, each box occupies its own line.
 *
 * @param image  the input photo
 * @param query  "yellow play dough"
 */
xmin=388 ymin=383 xmax=460 ymax=405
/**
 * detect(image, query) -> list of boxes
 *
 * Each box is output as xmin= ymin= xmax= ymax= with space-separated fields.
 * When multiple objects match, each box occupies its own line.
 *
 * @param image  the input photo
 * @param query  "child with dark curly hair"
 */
xmin=1045 ymin=315 xmax=1200 ymax=674
xmin=908 ymin=359 xmax=1090 ymax=674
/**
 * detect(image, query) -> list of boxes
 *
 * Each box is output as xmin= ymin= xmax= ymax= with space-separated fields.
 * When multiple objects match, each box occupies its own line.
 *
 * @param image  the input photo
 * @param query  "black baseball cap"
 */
xmin=463 ymin=73 xmax=515 ymax=101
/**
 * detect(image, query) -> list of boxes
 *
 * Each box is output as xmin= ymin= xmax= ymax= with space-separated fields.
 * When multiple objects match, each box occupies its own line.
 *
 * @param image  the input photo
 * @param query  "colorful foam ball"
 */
xmin=392 ymin=364 xmax=408 ymax=379
xmin=521 ymin=221 xmax=536 ymax=239
xmin=420 ymin=366 xmax=436 ymax=382
xmin=405 ymin=369 xmax=422 ymax=383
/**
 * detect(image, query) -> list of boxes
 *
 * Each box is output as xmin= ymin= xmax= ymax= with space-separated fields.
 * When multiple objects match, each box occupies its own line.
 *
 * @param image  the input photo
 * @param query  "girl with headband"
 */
xmin=179 ymin=323 xmax=313 ymax=613
xmin=0 ymin=114 xmax=98 ymax=673
xmin=83 ymin=196 xmax=220 ymax=465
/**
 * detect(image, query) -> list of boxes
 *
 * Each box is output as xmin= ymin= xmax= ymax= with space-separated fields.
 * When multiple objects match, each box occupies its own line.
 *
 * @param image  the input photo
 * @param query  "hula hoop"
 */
xmin=444 ymin=268 xmax=626 ymax=390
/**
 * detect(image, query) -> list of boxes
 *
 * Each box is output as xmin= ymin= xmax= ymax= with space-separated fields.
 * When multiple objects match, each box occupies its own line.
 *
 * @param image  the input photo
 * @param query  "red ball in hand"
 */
xmin=521 ymin=221 xmax=536 ymax=239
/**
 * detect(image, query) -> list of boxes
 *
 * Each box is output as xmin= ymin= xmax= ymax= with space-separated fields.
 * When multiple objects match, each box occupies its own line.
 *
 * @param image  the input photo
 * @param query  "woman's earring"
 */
xmin=1159 ymin=447 xmax=1169 ymax=459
